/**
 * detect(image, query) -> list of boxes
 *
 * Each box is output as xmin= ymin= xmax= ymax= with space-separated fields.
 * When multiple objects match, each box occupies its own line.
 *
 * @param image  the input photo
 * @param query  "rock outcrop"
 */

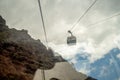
xmin=0 ymin=15 xmax=96 ymax=80
xmin=0 ymin=15 xmax=59 ymax=80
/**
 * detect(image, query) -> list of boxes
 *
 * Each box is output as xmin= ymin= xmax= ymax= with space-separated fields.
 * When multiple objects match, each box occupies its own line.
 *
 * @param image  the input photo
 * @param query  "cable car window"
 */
xmin=67 ymin=30 xmax=77 ymax=45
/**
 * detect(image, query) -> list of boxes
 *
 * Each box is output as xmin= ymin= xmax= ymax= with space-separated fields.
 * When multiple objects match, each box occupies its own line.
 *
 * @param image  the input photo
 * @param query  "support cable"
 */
xmin=38 ymin=0 xmax=48 ymax=80
xmin=70 ymin=0 xmax=98 ymax=31
xmin=87 ymin=12 xmax=120 ymax=29
xmin=73 ymin=12 xmax=120 ymax=34
xmin=38 ymin=0 xmax=48 ymax=47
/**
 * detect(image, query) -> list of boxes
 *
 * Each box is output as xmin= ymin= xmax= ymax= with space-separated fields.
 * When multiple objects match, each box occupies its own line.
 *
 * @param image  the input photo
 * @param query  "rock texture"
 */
xmin=0 ymin=15 xmax=65 ymax=80
xmin=0 ymin=15 xmax=96 ymax=80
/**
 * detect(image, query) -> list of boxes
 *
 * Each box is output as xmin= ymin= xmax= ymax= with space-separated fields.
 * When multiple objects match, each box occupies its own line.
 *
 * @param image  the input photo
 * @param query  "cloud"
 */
xmin=79 ymin=67 xmax=91 ymax=75
xmin=114 ymin=35 xmax=120 ymax=49
xmin=117 ymin=54 xmax=120 ymax=59
xmin=98 ymin=66 xmax=109 ymax=77
xmin=1 ymin=0 xmax=120 ymax=41
xmin=75 ymin=59 xmax=92 ymax=74
xmin=48 ymin=42 xmax=80 ymax=59
xmin=109 ymin=58 xmax=114 ymax=65
xmin=118 ymin=77 xmax=120 ymax=80
xmin=49 ymin=33 xmax=118 ymax=63
xmin=0 ymin=0 xmax=120 ymax=75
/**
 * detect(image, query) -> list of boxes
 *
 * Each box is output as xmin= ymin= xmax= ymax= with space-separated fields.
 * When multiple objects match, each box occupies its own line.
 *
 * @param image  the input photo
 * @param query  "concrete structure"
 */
xmin=33 ymin=62 xmax=90 ymax=80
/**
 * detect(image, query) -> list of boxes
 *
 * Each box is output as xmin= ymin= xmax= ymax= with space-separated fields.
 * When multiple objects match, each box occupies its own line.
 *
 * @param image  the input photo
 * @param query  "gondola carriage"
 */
xmin=67 ymin=30 xmax=77 ymax=45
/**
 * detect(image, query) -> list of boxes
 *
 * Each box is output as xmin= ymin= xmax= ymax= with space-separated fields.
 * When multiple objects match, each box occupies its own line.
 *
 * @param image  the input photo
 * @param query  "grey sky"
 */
xmin=0 ymin=0 xmax=120 ymax=74
xmin=0 ymin=0 xmax=120 ymax=43
xmin=0 ymin=0 xmax=120 ymax=48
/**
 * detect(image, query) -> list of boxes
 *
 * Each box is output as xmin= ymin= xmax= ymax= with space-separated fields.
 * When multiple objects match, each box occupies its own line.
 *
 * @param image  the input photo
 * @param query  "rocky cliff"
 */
xmin=0 ymin=15 xmax=96 ymax=80
xmin=0 ymin=15 xmax=67 ymax=80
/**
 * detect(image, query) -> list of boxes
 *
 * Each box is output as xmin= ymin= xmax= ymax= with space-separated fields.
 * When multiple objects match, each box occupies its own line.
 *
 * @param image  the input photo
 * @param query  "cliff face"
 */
xmin=0 ymin=15 xmax=96 ymax=80
xmin=0 ymin=16 xmax=65 ymax=80
xmin=0 ymin=42 xmax=38 ymax=80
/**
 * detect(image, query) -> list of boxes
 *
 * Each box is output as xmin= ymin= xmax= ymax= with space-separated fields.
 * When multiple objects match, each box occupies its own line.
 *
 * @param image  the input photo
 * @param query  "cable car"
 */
xmin=67 ymin=30 xmax=76 ymax=45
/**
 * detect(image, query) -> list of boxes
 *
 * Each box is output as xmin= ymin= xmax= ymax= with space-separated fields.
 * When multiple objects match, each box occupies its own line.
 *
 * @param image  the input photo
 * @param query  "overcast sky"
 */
xmin=0 ymin=0 xmax=120 ymax=75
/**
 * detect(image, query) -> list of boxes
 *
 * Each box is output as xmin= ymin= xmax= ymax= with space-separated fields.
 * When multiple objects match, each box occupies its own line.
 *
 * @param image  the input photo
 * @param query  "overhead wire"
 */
xmin=37 ymin=0 xmax=48 ymax=80
xmin=70 ymin=0 xmax=98 ymax=31
xmin=87 ymin=12 xmax=120 ymax=29
xmin=37 ymin=0 xmax=120 ymax=78
xmin=74 ymin=12 xmax=120 ymax=34
xmin=38 ymin=0 xmax=48 ymax=48
xmin=54 ymin=0 xmax=98 ymax=43
xmin=73 ymin=11 xmax=120 ymax=77
xmin=54 ymin=2 xmax=120 ymax=46
xmin=36 ymin=0 xmax=120 ymax=79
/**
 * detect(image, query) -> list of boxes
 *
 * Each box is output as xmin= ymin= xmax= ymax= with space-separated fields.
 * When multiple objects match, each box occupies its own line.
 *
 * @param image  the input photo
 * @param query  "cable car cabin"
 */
xmin=67 ymin=35 xmax=76 ymax=45
xmin=67 ymin=30 xmax=77 ymax=45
